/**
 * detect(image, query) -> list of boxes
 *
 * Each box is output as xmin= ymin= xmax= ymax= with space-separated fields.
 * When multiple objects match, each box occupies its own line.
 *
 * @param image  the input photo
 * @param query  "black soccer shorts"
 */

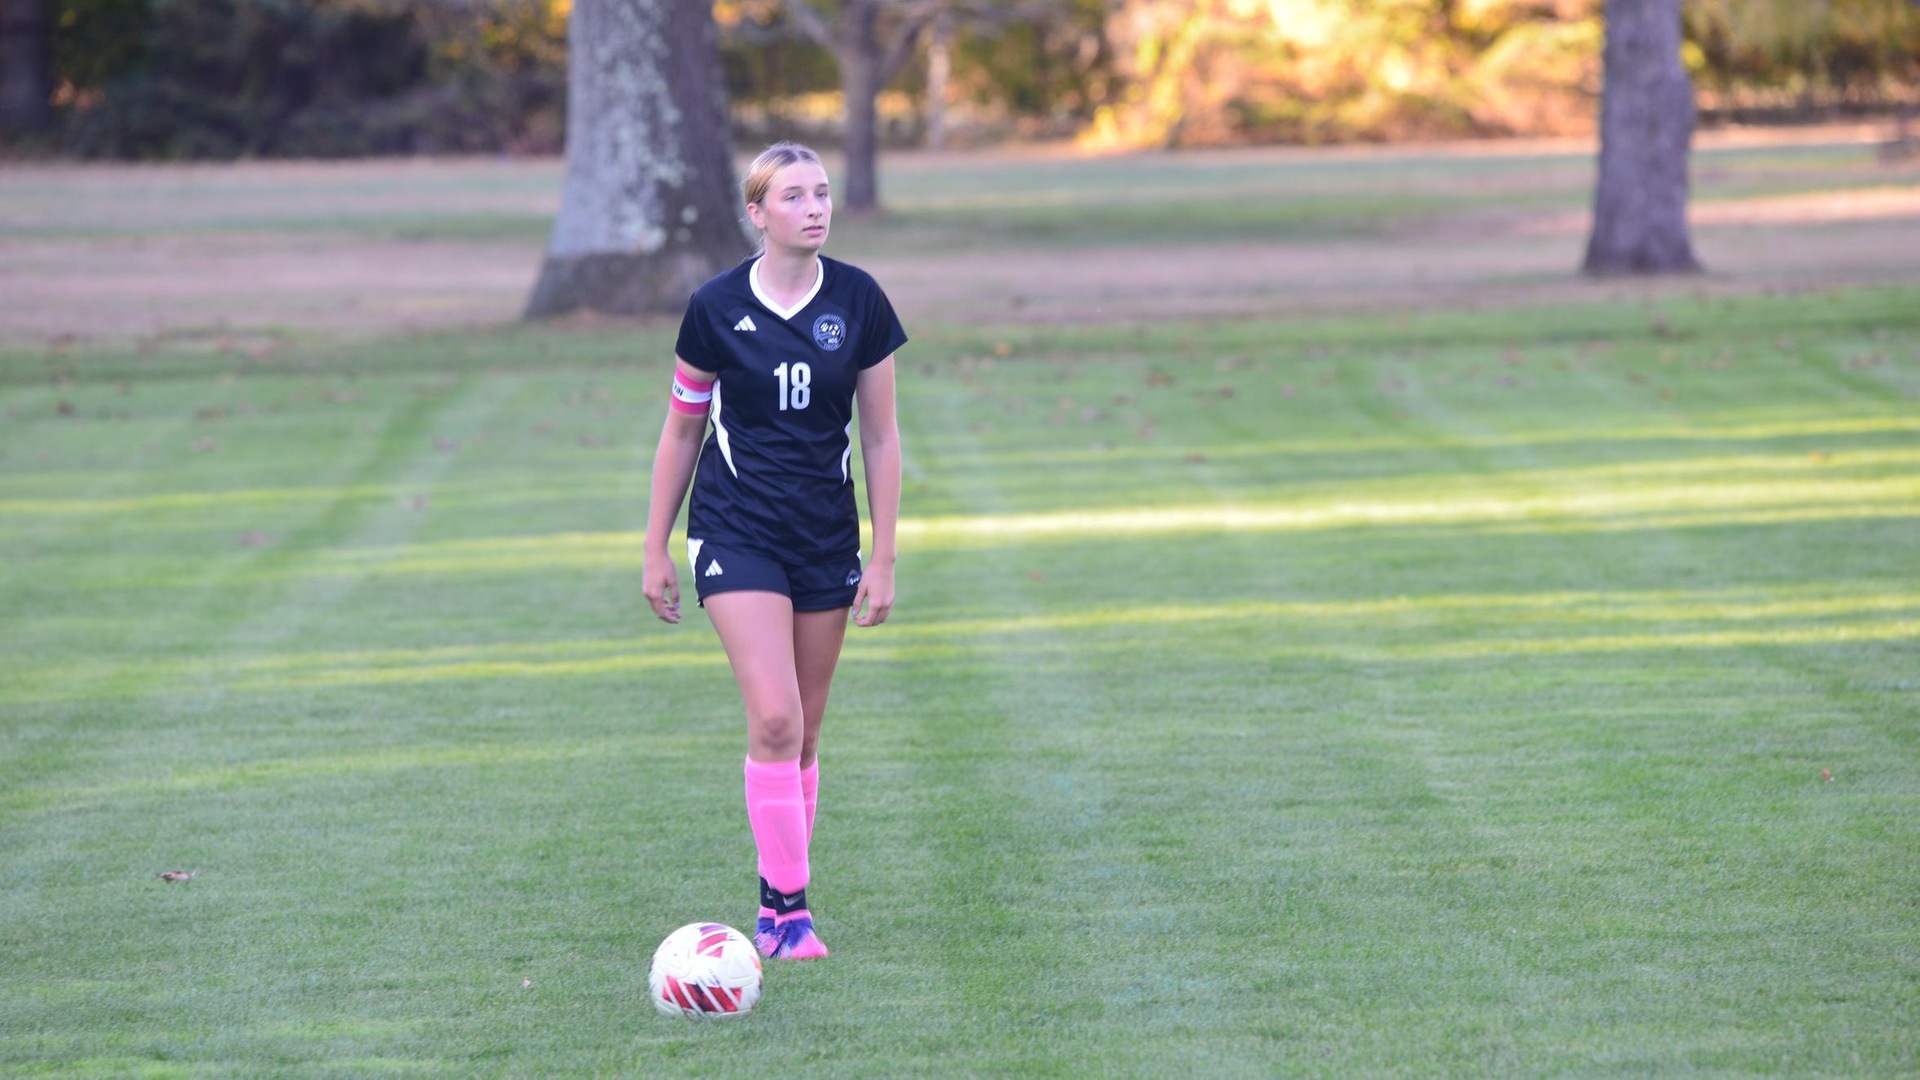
xmin=687 ymin=539 xmax=863 ymax=612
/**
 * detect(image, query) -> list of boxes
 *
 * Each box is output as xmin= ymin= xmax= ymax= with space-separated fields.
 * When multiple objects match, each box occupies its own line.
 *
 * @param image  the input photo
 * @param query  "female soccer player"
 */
xmin=641 ymin=143 xmax=905 ymax=961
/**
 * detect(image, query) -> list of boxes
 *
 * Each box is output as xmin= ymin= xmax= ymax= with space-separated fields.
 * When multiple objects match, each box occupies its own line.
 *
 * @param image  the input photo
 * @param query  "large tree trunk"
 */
xmin=0 ymin=0 xmax=52 ymax=135
xmin=525 ymin=0 xmax=750 ymax=319
xmin=1582 ymin=0 xmax=1702 ymax=276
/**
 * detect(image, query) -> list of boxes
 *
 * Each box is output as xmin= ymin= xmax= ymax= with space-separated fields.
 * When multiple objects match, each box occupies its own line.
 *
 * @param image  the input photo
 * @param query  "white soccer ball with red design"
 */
xmin=649 ymin=922 xmax=763 ymax=1019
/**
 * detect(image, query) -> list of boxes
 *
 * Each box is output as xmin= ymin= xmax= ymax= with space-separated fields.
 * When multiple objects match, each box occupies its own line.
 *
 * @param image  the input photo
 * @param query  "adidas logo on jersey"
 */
xmin=733 ymin=315 xmax=757 ymax=332
xmin=704 ymin=560 xmax=724 ymax=577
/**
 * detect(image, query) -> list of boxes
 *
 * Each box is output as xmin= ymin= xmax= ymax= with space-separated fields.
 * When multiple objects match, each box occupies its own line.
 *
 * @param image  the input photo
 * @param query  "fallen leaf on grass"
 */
xmin=158 ymin=870 xmax=197 ymax=883
xmin=1822 ymin=768 xmax=1833 ymax=783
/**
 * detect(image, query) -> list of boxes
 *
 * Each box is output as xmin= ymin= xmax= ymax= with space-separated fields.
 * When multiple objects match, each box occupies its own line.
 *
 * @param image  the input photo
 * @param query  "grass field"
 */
xmin=3 ymin=144 xmax=1920 ymax=1076
xmin=6 ymin=128 xmax=1920 ymax=341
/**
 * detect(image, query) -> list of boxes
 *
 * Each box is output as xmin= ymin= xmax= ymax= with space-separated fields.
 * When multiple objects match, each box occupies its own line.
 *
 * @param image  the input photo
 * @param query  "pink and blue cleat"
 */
xmin=755 ymin=913 xmax=828 ymax=960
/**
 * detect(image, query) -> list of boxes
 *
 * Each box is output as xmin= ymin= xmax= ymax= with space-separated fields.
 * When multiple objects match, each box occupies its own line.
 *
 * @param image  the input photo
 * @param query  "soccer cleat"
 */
xmin=767 ymin=915 xmax=829 ymax=961
xmin=753 ymin=915 xmax=780 ymax=958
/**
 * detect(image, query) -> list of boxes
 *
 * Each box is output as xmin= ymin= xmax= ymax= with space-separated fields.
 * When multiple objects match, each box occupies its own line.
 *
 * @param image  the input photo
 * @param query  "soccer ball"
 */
xmin=649 ymin=922 xmax=763 ymax=1019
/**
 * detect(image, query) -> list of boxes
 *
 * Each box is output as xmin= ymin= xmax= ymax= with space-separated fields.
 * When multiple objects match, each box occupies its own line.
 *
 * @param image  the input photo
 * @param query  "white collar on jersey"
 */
xmin=748 ymin=255 xmax=825 ymax=322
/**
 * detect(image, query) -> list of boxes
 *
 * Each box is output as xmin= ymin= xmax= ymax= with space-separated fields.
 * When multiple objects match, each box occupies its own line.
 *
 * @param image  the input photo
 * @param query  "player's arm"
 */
xmin=642 ymin=358 xmax=718 ymax=624
xmin=852 ymin=355 xmax=900 ymax=627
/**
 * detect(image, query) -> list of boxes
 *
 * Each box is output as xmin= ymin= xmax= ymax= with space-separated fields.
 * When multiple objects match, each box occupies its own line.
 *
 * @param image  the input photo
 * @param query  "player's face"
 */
xmin=750 ymin=161 xmax=832 ymax=255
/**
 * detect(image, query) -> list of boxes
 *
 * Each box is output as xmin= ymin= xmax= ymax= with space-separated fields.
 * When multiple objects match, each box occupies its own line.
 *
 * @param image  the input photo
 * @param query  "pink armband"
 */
xmin=670 ymin=369 xmax=715 ymax=415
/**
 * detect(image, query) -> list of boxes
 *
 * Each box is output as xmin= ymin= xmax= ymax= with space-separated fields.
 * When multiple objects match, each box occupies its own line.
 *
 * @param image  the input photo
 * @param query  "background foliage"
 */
xmin=1688 ymin=0 xmax=1920 ymax=121
xmin=45 ymin=0 xmax=567 ymax=158
xmin=12 ymin=0 xmax=1920 ymax=160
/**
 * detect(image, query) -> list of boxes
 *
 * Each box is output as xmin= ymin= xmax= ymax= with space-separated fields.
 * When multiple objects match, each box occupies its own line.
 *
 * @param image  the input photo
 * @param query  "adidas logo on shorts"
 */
xmin=704 ymin=560 xmax=724 ymax=577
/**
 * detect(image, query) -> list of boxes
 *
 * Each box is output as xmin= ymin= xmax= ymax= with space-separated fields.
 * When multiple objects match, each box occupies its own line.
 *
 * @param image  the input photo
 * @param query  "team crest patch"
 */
xmin=812 ymin=314 xmax=847 ymax=351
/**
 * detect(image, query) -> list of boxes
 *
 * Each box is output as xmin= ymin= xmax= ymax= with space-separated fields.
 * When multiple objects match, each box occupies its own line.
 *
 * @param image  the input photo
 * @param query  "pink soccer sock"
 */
xmin=799 ymin=758 xmax=820 ymax=844
xmin=743 ymin=756 xmax=809 ymax=895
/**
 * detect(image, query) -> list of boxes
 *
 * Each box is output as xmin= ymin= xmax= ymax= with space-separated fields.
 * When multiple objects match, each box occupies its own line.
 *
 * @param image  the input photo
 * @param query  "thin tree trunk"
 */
xmin=840 ymin=3 xmax=882 ymax=213
xmin=782 ymin=0 xmax=938 ymax=215
xmin=526 ymin=0 xmax=750 ymax=319
xmin=925 ymin=12 xmax=951 ymax=151
xmin=1882 ymin=101 xmax=1918 ymax=163
xmin=1582 ymin=0 xmax=1702 ymax=275
xmin=0 ymin=0 xmax=52 ymax=135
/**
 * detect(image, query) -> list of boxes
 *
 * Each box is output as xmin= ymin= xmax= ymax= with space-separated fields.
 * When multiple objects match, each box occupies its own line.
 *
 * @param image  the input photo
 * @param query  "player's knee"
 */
xmin=749 ymin=704 xmax=804 ymax=758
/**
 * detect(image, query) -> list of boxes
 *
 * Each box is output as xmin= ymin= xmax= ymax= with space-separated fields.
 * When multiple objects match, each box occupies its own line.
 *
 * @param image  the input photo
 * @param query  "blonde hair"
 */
xmin=742 ymin=141 xmax=825 ymax=208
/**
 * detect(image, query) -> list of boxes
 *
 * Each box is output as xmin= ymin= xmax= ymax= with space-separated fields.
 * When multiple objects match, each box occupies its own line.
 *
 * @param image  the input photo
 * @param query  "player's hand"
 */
xmin=852 ymin=562 xmax=894 ymax=627
xmin=643 ymin=551 xmax=681 ymax=624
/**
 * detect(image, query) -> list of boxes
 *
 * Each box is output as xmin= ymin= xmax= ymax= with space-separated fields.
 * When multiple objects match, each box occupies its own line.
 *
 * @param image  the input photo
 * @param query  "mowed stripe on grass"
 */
xmin=2 ymin=285 xmax=1918 ymax=1075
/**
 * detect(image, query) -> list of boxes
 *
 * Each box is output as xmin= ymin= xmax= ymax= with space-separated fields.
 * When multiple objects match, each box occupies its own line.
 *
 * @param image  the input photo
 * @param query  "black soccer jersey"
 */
xmin=675 ymin=255 xmax=908 ymax=562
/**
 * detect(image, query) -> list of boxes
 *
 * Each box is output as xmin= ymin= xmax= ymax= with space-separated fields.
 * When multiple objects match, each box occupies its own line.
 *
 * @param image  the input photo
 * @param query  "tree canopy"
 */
xmin=5 ymin=0 xmax=1917 ymax=155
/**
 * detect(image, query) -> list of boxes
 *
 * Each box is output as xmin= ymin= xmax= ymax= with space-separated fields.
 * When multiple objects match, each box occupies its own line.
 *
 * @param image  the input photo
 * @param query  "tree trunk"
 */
xmin=782 ymin=0 xmax=940 ymax=214
xmin=924 ymin=12 xmax=952 ymax=151
xmin=1882 ymin=101 xmax=1918 ymax=164
xmin=526 ymin=0 xmax=750 ymax=319
xmin=1582 ymin=0 xmax=1702 ymax=276
xmin=839 ymin=2 xmax=883 ymax=213
xmin=0 ymin=0 xmax=52 ymax=135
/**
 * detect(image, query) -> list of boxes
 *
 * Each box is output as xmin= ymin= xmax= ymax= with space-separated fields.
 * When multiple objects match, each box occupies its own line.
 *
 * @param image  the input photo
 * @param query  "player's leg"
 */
xmin=704 ymin=589 xmax=823 ymax=959
xmin=791 ymin=556 xmax=859 ymax=837
xmin=704 ymin=589 xmax=804 ymax=760
xmin=752 ymin=608 xmax=848 ymax=961
xmin=789 ymin=551 xmax=862 ymax=770
xmin=793 ymin=604 xmax=849 ymax=793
